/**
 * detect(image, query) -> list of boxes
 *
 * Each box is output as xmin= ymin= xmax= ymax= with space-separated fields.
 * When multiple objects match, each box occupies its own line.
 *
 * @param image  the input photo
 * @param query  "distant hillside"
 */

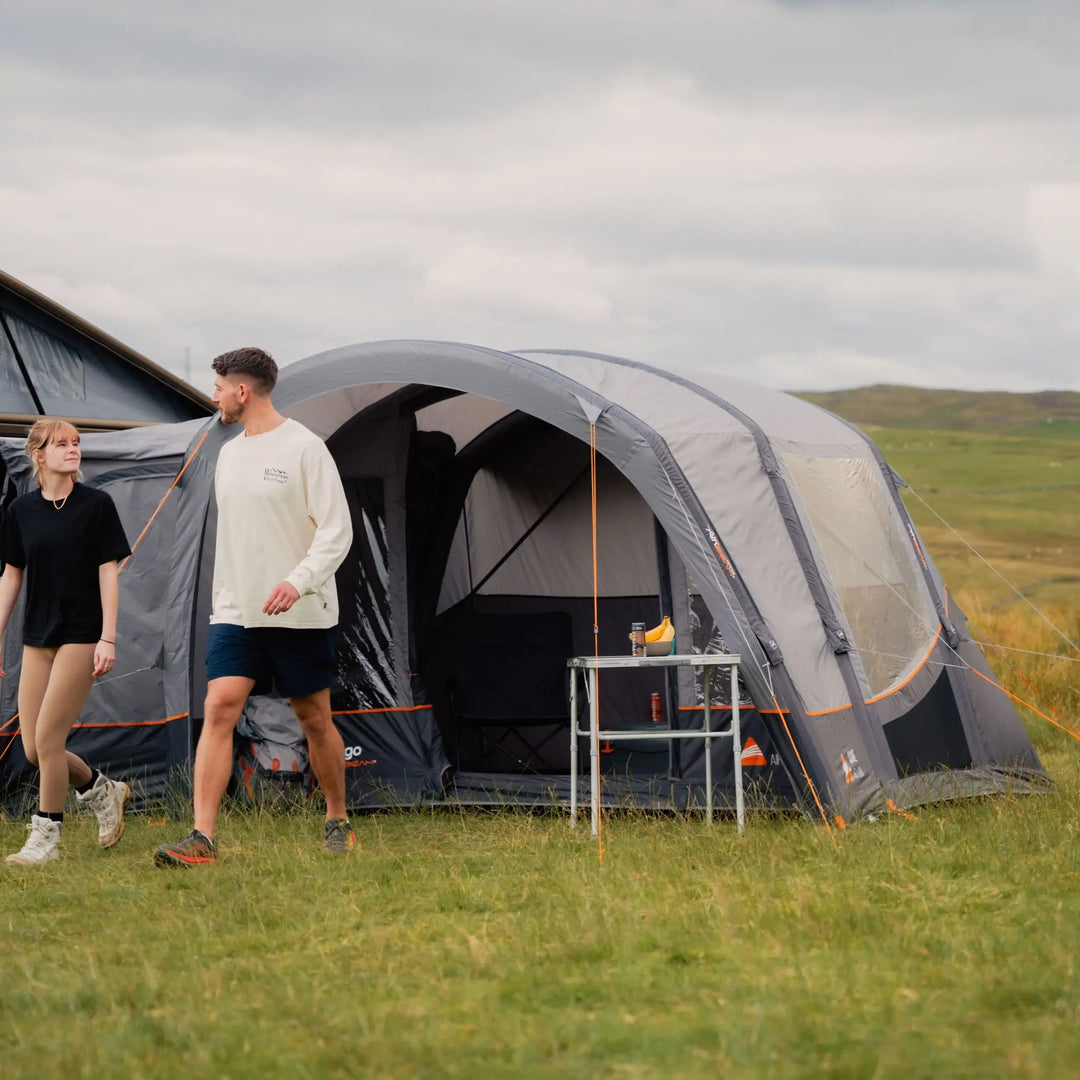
xmin=794 ymin=385 xmax=1080 ymax=435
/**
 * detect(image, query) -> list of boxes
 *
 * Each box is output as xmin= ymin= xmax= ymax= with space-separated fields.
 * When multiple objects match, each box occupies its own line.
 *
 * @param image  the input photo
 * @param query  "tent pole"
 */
xmin=590 ymin=422 xmax=603 ymax=862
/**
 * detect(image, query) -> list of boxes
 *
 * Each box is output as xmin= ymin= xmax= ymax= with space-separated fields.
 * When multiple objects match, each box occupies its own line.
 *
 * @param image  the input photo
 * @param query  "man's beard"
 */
xmin=219 ymin=403 xmax=244 ymax=425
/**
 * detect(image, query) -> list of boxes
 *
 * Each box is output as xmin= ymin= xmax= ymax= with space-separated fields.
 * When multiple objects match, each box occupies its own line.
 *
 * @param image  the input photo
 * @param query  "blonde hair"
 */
xmin=26 ymin=419 xmax=82 ymax=487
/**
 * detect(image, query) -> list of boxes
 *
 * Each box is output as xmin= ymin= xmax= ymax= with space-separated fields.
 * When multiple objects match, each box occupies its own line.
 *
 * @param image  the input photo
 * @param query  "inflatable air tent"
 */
xmin=0 ymin=342 xmax=1051 ymax=821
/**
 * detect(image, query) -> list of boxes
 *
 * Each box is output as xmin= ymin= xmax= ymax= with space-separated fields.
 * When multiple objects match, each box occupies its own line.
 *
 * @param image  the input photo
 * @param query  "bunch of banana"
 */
xmin=628 ymin=616 xmax=675 ymax=654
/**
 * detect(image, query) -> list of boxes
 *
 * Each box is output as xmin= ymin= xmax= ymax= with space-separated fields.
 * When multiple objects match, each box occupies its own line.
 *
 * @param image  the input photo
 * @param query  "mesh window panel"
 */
xmin=687 ymin=582 xmax=752 ymax=708
xmin=3 ymin=313 xmax=86 ymax=400
xmin=0 ymin=313 xmax=38 ymax=406
xmin=334 ymin=478 xmax=396 ymax=710
xmin=782 ymin=453 xmax=937 ymax=699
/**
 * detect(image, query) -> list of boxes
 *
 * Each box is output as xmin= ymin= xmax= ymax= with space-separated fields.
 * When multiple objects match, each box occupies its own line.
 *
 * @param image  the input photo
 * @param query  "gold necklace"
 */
xmin=53 ymin=494 xmax=69 ymax=510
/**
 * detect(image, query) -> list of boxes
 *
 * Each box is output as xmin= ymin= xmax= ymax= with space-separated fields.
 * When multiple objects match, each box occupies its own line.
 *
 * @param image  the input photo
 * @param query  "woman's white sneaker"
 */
xmin=76 ymin=775 xmax=131 ymax=848
xmin=5 ymin=814 xmax=61 ymax=865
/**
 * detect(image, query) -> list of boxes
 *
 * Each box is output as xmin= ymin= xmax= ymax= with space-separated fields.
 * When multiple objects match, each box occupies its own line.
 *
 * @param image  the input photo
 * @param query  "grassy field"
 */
xmin=1 ymin=412 xmax=1078 ymax=1079
xmin=2 ymin=788 xmax=1079 ymax=1080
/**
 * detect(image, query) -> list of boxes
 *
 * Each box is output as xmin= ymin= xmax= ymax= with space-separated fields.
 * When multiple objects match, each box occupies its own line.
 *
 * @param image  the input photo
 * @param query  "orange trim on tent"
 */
xmin=72 ymin=712 xmax=188 ymax=730
xmin=332 ymin=705 xmax=432 ymax=716
xmin=803 ymin=623 xmax=943 ymax=716
xmin=2 ymin=712 xmax=187 ymax=761
xmin=805 ymin=702 xmax=853 ymax=717
xmin=677 ymin=704 xmax=791 ymax=715
xmin=681 ymin=620 xmax=942 ymax=718
xmin=865 ymin=625 xmax=942 ymax=705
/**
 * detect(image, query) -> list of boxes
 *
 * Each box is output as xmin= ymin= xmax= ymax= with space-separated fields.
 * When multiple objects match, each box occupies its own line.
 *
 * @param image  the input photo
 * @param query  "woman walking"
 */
xmin=0 ymin=419 xmax=133 ymax=865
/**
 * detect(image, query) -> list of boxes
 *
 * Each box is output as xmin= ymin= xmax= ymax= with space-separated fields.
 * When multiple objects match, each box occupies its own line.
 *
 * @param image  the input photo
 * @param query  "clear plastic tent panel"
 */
xmin=334 ymin=478 xmax=397 ymax=710
xmin=0 ymin=317 xmax=37 ymax=405
xmin=686 ymin=579 xmax=753 ymax=708
xmin=781 ymin=454 xmax=938 ymax=699
xmin=3 ymin=313 xmax=86 ymax=400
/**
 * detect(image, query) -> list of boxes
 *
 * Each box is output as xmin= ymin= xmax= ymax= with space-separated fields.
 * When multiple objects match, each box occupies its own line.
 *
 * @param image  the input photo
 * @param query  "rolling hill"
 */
xmin=795 ymin=384 xmax=1080 ymax=435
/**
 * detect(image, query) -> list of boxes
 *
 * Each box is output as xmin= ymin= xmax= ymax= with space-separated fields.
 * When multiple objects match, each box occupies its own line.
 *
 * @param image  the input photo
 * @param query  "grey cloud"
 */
xmin=2 ymin=0 xmax=1079 ymax=394
xmin=7 ymin=2 xmax=1080 ymax=132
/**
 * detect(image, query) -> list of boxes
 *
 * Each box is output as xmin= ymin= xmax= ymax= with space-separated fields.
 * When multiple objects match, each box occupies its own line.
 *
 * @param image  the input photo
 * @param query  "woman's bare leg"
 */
xmin=19 ymin=644 xmax=95 ymax=813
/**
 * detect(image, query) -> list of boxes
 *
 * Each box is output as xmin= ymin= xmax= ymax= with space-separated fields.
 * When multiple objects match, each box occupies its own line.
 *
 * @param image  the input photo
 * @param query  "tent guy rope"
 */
xmin=905 ymin=485 xmax=1080 ymax=657
xmin=589 ymin=422 xmax=603 ymax=862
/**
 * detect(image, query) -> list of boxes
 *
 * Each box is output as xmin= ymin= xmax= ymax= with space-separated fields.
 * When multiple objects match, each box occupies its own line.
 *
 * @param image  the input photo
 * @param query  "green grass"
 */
xmin=2 ymin=783 xmax=1080 ymax=1080
xmin=2 ymin=411 xmax=1079 ymax=1079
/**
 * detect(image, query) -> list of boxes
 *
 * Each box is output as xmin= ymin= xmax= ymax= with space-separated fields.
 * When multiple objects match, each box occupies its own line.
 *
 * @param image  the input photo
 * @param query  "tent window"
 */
xmin=3 ymin=314 xmax=86 ymax=401
xmin=687 ymin=580 xmax=751 ymax=707
xmin=0 ymin=316 xmax=37 ymax=401
xmin=334 ymin=477 xmax=395 ymax=711
xmin=782 ymin=454 xmax=937 ymax=699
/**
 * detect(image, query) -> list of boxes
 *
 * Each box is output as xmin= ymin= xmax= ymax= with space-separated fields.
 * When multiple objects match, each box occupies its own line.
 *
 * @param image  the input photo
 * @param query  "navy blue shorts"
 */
xmin=206 ymin=623 xmax=338 ymax=699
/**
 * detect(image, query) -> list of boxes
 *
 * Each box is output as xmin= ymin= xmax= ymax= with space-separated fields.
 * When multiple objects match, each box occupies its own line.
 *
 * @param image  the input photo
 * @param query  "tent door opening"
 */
xmin=415 ymin=416 xmax=673 ymax=779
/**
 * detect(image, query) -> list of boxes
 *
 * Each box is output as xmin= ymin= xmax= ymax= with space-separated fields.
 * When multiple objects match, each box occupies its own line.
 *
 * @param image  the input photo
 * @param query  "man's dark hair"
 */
xmin=211 ymin=347 xmax=278 ymax=394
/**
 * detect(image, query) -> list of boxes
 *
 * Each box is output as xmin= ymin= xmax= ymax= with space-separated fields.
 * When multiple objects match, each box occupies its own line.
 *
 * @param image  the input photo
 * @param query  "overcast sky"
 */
xmin=2 ymin=1 xmax=1079 ymax=395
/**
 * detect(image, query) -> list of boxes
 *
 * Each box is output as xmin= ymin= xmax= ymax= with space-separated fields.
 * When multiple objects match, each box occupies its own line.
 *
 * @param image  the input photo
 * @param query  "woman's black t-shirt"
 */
xmin=0 ymin=483 xmax=132 ymax=647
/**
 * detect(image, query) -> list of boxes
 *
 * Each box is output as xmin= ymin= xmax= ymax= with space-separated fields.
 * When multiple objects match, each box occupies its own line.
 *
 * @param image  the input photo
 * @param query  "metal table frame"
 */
xmin=567 ymin=653 xmax=743 ymax=834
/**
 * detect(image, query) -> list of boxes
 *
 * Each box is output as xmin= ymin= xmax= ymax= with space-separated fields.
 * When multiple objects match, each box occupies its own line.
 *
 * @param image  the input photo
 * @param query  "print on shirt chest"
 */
xmin=219 ymin=453 xmax=297 ymax=510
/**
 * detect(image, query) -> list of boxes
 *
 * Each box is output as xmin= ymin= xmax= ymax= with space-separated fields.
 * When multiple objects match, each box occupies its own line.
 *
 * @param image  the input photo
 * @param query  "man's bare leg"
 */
xmin=290 ymin=688 xmax=347 ymax=821
xmin=193 ymin=676 xmax=254 ymax=838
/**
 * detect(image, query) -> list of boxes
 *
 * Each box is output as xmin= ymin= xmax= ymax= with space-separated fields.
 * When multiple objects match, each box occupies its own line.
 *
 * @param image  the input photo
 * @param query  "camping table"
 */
xmin=567 ymin=653 xmax=743 ymax=835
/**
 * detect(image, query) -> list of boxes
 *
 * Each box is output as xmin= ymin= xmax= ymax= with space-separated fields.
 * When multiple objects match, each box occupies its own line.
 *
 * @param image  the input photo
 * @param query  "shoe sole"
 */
xmin=153 ymin=846 xmax=217 ymax=868
xmin=5 ymin=852 xmax=59 ymax=866
xmin=100 ymin=782 xmax=133 ymax=849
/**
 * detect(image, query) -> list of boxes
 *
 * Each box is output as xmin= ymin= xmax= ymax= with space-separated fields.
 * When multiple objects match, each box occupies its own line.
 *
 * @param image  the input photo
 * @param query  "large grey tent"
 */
xmin=0 ymin=342 xmax=1051 ymax=820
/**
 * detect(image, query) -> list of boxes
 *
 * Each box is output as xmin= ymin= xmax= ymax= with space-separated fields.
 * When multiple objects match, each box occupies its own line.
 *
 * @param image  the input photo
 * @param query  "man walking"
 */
xmin=155 ymin=347 xmax=354 ymax=866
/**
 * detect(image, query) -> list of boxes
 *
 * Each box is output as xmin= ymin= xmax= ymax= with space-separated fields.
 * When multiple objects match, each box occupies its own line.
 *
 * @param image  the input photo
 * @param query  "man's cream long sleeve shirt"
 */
xmin=211 ymin=419 xmax=353 ymax=629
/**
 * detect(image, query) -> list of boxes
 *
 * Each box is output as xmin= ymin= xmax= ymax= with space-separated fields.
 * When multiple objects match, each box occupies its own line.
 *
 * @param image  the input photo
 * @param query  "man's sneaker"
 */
xmin=323 ymin=818 xmax=355 ymax=855
xmin=76 ymin=775 xmax=131 ymax=848
xmin=6 ymin=815 xmax=61 ymax=866
xmin=153 ymin=829 xmax=217 ymax=867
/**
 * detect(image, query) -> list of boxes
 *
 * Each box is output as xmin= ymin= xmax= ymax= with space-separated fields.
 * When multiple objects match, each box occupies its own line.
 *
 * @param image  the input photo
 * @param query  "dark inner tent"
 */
xmin=325 ymin=388 xmax=786 ymax=806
